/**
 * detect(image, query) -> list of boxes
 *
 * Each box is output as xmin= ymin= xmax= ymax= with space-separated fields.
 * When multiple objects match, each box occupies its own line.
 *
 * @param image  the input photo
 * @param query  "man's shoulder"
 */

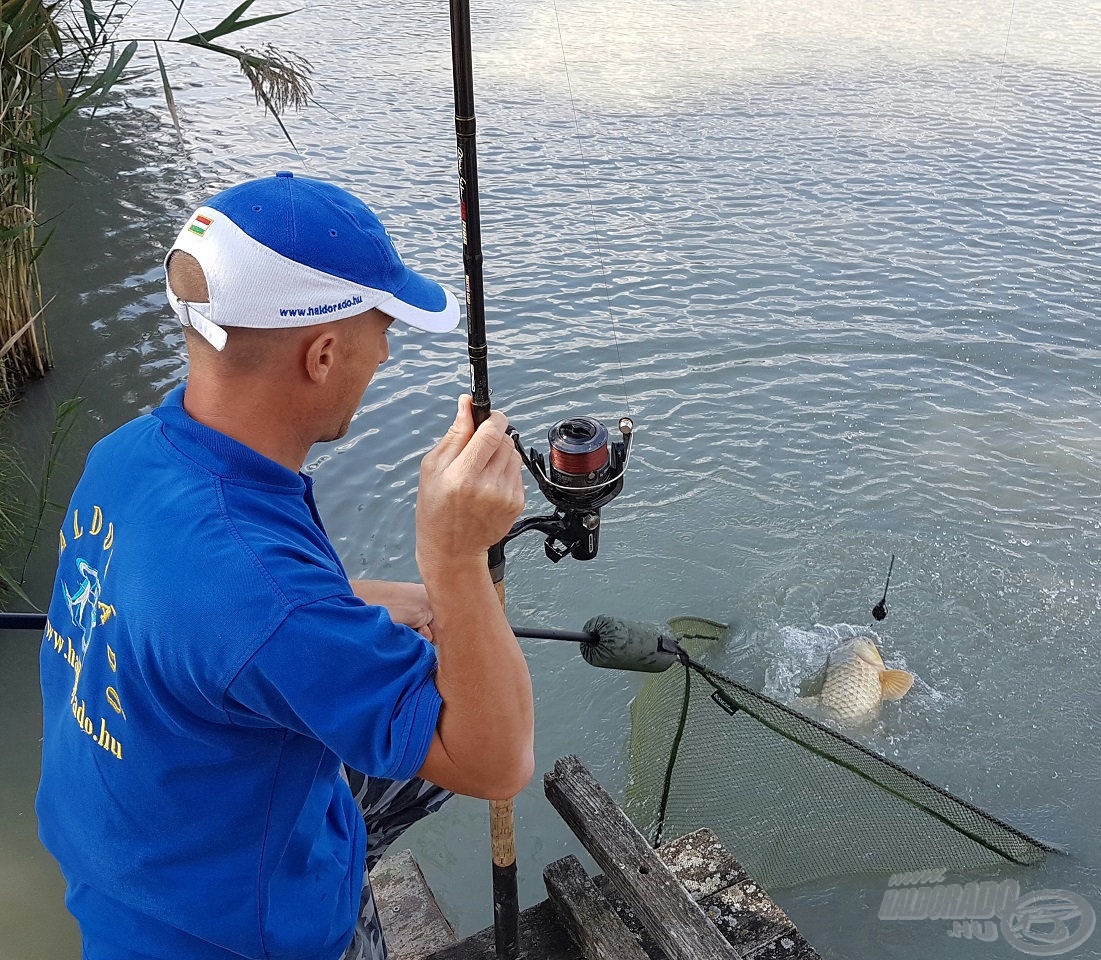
xmin=74 ymin=408 xmax=214 ymax=528
xmin=223 ymin=500 xmax=350 ymax=606
xmin=85 ymin=409 xmax=162 ymax=462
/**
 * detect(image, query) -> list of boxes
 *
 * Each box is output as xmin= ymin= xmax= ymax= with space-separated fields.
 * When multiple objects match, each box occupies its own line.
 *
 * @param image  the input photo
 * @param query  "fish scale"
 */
xmin=817 ymin=644 xmax=887 ymax=723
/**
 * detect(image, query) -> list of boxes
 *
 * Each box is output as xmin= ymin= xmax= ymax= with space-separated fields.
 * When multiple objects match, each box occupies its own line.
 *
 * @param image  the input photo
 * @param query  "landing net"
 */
xmin=624 ymin=618 xmax=1052 ymax=889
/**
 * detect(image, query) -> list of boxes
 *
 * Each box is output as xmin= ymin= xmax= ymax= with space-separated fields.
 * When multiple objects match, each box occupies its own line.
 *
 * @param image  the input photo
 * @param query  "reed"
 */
xmin=0 ymin=394 xmax=82 ymax=605
xmin=0 ymin=0 xmax=57 ymax=400
xmin=0 ymin=399 xmax=29 ymax=604
xmin=0 ymin=0 xmax=312 ymax=400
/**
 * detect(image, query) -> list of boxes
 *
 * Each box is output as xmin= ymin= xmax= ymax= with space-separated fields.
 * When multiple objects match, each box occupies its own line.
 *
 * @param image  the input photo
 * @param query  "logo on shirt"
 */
xmin=64 ymin=558 xmax=103 ymax=655
xmin=47 ymin=505 xmax=125 ymax=760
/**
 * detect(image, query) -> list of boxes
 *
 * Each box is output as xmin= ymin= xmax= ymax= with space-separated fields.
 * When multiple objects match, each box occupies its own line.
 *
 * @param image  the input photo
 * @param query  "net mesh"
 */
xmin=624 ymin=618 xmax=1051 ymax=890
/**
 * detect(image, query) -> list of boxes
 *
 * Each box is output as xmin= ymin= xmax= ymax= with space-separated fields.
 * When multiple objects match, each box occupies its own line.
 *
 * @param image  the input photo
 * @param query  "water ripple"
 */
xmin=18 ymin=1 xmax=1101 ymax=951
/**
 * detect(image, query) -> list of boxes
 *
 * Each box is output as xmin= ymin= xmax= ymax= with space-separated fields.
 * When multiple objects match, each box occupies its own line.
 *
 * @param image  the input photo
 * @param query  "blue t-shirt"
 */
xmin=36 ymin=384 xmax=443 ymax=960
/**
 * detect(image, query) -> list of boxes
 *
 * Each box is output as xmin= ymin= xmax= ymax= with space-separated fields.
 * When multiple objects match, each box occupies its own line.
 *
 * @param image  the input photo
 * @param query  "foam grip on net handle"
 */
xmin=580 ymin=616 xmax=680 ymax=673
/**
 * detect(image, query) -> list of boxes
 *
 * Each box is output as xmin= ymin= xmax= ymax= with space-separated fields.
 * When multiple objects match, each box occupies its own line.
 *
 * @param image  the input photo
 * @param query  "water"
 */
xmin=3 ymin=0 xmax=1100 ymax=956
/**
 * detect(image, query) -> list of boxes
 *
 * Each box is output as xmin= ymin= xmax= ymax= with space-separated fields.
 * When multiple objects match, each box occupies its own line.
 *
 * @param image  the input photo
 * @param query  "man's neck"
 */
xmin=182 ymin=377 xmax=313 ymax=473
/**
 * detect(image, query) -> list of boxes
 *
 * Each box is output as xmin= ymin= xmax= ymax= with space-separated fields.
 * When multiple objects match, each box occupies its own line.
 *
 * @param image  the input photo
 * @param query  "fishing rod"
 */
xmin=0 ymin=614 xmax=589 ymax=645
xmin=448 ymin=8 xmax=519 ymax=956
xmin=448 ymin=2 xmax=635 ymax=957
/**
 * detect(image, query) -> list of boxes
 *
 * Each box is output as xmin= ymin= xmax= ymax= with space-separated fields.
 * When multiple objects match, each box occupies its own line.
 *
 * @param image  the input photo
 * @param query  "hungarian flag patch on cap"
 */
xmin=188 ymin=214 xmax=213 ymax=237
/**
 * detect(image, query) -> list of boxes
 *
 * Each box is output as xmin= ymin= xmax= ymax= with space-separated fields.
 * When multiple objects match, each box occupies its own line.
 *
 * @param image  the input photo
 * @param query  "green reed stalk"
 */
xmin=0 ymin=0 xmax=57 ymax=400
xmin=1 ymin=0 xmax=312 ymax=601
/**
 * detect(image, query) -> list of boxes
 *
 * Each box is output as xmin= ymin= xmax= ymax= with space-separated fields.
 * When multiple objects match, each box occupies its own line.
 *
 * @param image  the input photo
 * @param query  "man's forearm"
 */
xmin=349 ymin=579 xmax=433 ymax=637
xmin=416 ymin=555 xmax=534 ymax=799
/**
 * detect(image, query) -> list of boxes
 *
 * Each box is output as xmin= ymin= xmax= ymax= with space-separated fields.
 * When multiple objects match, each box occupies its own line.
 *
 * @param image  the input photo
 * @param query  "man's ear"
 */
xmin=304 ymin=328 xmax=338 ymax=384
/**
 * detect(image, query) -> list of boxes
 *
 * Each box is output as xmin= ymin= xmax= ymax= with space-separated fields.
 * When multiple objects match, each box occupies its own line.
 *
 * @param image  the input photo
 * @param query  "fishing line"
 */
xmin=549 ymin=0 xmax=631 ymax=417
xmin=515 ymin=427 xmax=634 ymax=496
xmin=1000 ymin=0 xmax=1017 ymax=69
xmin=989 ymin=0 xmax=1016 ymax=129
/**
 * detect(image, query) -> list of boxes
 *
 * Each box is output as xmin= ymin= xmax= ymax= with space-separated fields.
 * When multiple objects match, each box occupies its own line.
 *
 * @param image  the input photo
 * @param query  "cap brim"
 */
xmin=378 ymin=268 xmax=461 ymax=333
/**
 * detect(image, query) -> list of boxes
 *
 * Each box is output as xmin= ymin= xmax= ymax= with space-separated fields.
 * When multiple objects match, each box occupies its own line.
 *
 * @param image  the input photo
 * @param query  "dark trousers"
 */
xmin=340 ymin=768 xmax=452 ymax=960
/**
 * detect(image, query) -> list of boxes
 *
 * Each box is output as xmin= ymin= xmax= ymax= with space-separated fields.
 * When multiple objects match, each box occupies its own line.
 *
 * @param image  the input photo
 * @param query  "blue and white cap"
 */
xmin=165 ymin=172 xmax=460 ymax=350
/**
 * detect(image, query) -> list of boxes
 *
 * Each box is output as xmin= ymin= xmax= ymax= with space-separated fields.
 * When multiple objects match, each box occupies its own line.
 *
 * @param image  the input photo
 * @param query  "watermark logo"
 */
xmin=879 ymin=869 xmax=1095 ymax=956
xmin=1002 ymin=891 xmax=1097 ymax=957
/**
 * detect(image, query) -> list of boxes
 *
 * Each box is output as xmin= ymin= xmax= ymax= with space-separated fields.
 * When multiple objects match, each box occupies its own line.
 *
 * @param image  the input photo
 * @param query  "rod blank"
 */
xmin=0 ymin=612 xmax=46 ymax=631
xmin=0 ymin=612 xmax=600 ymax=645
xmin=511 ymin=625 xmax=595 ymax=644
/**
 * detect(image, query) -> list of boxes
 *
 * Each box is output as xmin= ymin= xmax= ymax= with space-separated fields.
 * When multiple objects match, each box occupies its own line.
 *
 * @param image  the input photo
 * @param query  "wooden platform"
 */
xmin=371 ymin=849 xmax=458 ymax=959
xmin=416 ymin=756 xmax=820 ymax=960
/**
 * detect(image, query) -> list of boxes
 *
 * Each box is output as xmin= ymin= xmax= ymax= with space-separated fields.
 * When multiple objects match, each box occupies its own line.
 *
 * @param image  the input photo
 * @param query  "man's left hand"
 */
xmin=350 ymin=580 xmax=433 ymax=641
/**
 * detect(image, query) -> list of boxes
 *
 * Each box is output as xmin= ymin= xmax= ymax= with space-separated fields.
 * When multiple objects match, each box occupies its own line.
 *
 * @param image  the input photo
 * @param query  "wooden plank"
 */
xmin=544 ymin=855 xmax=649 ymax=960
xmin=656 ymin=829 xmax=748 ymax=900
xmin=425 ymin=900 xmax=582 ymax=960
xmin=424 ymin=830 xmax=820 ymax=960
xmin=656 ymin=831 xmax=820 ymax=960
xmin=371 ymin=849 xmax=457 ymax=960
xmin=545 ymin=755 xmax=744 ymax=960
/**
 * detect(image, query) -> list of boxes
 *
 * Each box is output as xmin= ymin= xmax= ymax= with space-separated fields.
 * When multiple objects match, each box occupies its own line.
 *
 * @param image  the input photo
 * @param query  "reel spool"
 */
xmin=505 ymin=414 xmax=634 ymax=562
xmin=548 ymin=417 xmax=612 ymax=489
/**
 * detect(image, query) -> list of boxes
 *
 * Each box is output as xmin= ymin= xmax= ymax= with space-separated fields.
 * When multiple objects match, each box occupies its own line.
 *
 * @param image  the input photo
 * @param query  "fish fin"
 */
xmin=879 ymin=669 xmax=915 ymax=700
xmin=799 ymin=662 xmax=828 ymax=697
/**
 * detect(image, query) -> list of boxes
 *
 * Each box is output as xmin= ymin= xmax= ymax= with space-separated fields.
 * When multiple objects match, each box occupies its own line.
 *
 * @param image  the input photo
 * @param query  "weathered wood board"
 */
xmin=545 ymin=755 xmax=745 ymax=960
xmin=544 ymin=854 xmax=649 ymax=960
xmin=423 ymin=756 xmax=821 ymax=960
xmin=372 ymin=849 xmax=458 ymax=960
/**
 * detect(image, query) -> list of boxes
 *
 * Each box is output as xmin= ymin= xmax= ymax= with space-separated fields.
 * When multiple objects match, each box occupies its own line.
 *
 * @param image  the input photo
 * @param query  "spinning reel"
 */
xmin=504 ymin=415 xmax=634 ymax=562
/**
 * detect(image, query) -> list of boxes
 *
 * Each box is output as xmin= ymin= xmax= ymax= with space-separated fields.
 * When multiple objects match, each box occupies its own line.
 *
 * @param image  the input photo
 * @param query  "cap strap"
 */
xmin=174 ymin=297 xmax=228 ymax=351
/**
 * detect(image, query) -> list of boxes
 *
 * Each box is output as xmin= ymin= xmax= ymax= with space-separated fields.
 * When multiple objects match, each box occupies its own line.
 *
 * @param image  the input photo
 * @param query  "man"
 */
xmin=36 ymin=172 xmax=534 ymax=960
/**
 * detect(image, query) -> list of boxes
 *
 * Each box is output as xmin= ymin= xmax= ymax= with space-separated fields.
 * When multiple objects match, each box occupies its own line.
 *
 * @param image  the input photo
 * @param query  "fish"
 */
xmin=796 ymin=637 xmax=914 ymax=725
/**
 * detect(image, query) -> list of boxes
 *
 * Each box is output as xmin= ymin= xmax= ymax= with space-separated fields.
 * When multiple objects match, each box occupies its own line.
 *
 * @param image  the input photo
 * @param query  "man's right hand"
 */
xmin=411 ymin=395 xmax=534 ymax=801
xmin=415 ymin=395 xmax=525 ymax=568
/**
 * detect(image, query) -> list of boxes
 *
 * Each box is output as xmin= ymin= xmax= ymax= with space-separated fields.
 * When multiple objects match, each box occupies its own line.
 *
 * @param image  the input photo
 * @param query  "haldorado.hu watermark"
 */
xmin=879 ymin=868 xmax=1095 ymax=955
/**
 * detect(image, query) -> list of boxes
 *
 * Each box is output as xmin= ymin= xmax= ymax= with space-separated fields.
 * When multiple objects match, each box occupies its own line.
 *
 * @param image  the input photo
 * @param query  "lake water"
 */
xmin=3 ymin=0 xmax=1100 ymax=957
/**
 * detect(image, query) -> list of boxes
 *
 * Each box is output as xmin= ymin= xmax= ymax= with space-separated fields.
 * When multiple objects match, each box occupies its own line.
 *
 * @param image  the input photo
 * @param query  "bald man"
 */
xmin=36 ymin=173 xmax=534 ymax=960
